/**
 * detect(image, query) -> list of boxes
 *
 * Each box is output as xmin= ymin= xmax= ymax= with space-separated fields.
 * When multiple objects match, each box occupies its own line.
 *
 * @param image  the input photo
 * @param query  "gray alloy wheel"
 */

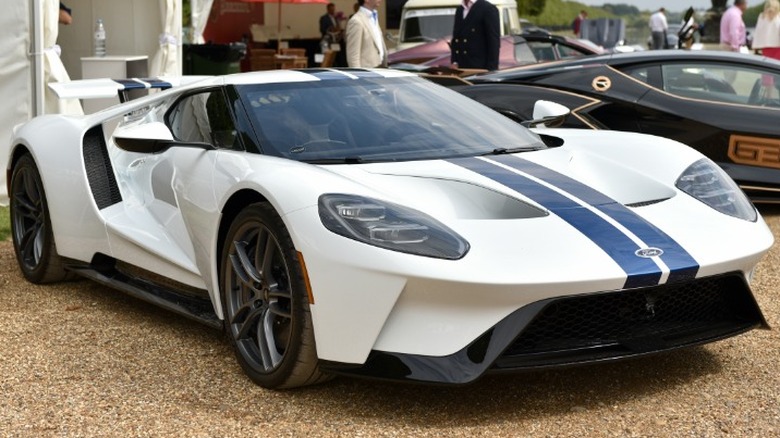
xmin=10 ymin=154 xmax=72 ymax=284
xmin=220 ymin=203 xmax=331 ymax=389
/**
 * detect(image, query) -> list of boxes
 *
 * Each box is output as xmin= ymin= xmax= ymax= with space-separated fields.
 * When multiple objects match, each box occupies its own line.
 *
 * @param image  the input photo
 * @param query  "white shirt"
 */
xmin=649 ymin=11 xmax=668 ymax=33
xmin=753 ymin=13 xmax=780 ymax=49
xmin=462 ymin=0 xmax=475 ymax=18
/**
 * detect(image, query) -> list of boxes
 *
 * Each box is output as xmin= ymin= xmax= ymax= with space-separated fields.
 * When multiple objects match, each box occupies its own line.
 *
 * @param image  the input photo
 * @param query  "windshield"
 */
xmin=236 ymin=75 xmax=543 ymax=163
xmin=401 ymin=8 xmax=456 ymax=43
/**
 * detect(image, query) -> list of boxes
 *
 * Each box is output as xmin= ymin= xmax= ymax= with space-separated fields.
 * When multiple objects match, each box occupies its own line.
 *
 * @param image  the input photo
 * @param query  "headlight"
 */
xmin=675 ymin=158 xmax=756 ymax=222
xmin=319 ymin=194 xmax=469 ymax=259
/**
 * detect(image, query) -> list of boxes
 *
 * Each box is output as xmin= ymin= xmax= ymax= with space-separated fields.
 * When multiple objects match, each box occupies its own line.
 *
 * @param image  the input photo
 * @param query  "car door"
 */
xmin=512 ymin=63 xmax=647 ymax=132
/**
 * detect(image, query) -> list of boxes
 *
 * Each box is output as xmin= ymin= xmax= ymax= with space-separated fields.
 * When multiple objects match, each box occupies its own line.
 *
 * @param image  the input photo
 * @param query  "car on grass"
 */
xmin=457 ymin=50 xmax=780 ymax=202
xmin=7 ymin=69 xmax=772 ymax=389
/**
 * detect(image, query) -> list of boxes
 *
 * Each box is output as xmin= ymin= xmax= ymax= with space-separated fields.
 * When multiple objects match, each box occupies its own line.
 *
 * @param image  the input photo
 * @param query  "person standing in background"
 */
xmin=649 ymin=7 xmax=668 ymax=49
xmin=59 ymin=2 xmax=72 ymax=24
xmin=753 ymin=0 xmax=780 ymax=59
xmin=572 ymin=10 xmax=587 ymax=37
xmin=346 ymin=0 xmax=387 ymax=68
xmin=720 ymin=0 xmax=748 ymax=52
xmin=450 ymin=0 xmax=500 ymax=71
xmin=319 ymin=3 xmax=339 ymax=40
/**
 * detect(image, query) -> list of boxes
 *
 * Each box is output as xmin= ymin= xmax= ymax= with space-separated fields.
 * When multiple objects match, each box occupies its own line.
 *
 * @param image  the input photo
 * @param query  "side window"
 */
xmin=624 ymin=66 xmax=651 ymax=84
xmin=557 ymin=44 xmax=587 ymax=59
xmin=514 ymin=43 xmax=537 ymax=64
xmin=661 ymin=64 xmax=780 ymax=107
xmin=526 ymin=42 xmax=556 ymax=62
xmin=167 ymin=90 xmax=239 ymax=149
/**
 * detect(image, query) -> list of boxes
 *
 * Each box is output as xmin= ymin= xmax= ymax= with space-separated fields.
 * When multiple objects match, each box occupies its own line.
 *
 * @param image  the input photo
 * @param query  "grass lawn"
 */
xmin=0 ymin=206 xmax=9 ymax=241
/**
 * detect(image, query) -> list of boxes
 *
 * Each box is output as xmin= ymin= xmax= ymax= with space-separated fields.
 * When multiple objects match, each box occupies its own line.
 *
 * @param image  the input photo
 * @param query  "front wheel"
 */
xmin=220 ymin=203 xmax=330 ymax=389
xmin=10 ymin=153 xmax=72 ymax=283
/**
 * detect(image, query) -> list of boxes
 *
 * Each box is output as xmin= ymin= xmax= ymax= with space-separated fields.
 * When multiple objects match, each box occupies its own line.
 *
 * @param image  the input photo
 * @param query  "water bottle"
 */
xmin=94 ymin=19 xmax=106 ymax=57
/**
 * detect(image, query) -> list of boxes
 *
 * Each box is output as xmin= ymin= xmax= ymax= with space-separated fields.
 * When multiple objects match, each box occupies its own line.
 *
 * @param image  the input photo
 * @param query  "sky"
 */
xmin=575 ymin=1 xmax=720 ymax=13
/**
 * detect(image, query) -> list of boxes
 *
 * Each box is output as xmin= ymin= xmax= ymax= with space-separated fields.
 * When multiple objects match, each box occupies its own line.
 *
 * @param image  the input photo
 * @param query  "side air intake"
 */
xmin=83 ymin=125 xmax=122 ymax=209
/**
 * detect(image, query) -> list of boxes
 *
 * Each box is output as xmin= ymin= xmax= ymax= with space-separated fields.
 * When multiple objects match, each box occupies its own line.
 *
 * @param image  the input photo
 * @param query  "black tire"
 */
xmin=10 ymin=153 xmax=72 ymax=284
xmin=220 ymin=203 xmax=331 ymax=389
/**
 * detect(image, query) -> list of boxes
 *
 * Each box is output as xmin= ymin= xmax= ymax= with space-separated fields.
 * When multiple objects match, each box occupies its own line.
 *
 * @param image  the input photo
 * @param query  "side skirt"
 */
xmin=64 ymin=257 xmax=221 ymax=330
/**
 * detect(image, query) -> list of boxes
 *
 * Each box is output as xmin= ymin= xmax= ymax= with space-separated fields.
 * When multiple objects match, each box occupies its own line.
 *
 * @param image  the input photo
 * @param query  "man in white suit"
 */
xmin=345 ymin=0 xmax=387 ymax=68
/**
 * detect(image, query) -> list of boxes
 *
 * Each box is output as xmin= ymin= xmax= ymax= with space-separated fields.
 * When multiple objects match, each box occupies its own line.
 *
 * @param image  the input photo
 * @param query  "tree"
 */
xmin=518 ymin=0 xmax=546 ymax=17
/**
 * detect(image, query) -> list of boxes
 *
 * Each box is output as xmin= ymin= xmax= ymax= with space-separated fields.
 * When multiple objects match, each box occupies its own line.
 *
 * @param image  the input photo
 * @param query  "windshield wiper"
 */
xmin=483 ymin=145 xmax=542 ymax=156
xmin=302 ymin=156 xmax=365 ymax=164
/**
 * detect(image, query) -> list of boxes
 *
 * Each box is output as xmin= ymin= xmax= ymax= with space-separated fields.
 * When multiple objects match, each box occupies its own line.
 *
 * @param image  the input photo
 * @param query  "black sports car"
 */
xmin=457 ymin=50 xmax=780 ymax=202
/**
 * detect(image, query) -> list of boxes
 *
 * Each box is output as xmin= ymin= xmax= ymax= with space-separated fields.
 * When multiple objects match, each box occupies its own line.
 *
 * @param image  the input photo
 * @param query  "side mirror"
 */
xmin=522 ymin=100 xmax=570 ymax=128
xmin=113 ymin=122 xmax=214 ymax=153
xmin=114 ymin=122 xmax=175 ymax=153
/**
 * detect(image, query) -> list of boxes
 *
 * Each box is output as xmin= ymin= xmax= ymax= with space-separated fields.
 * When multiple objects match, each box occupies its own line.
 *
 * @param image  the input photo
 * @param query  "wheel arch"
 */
xmin=212 ymin=188 xmax=270 ymax=319
xmin=7 ymin=143 xmax=33 ymax=188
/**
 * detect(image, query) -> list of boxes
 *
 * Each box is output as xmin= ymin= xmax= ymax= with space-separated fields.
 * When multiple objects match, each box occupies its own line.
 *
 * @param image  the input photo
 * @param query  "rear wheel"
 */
xmin=10 ymin=154 xmax=72 ymax=284
xmin=220 ymin=203 xmax=330 ymax=389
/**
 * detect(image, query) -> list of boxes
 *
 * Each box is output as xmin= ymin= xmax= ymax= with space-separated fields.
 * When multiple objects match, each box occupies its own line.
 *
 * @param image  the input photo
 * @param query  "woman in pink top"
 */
xmin=754 ymin=0 xmax=780 ymax=59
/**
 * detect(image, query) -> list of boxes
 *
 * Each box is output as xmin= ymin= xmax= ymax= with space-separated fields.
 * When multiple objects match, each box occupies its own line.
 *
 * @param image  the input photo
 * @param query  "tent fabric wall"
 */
xmin=0 ymin=2 xmax=33 ymax=206
xmin=150 ymin=0 xmax=183 ymax=76
xmin=191 ymin=0 xmax=215 ymax=44
xmin=44 ymin=0 xmax=84 ymax=115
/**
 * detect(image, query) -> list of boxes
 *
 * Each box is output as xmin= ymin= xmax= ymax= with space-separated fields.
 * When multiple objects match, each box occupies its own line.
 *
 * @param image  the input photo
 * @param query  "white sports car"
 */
xmin=7 ymin=69 xmax=773 ymax=389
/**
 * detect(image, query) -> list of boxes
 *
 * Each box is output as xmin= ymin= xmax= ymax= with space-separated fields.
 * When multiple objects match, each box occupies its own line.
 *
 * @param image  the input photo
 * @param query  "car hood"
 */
xmin=324 ymin=139 xmax=681 ymax=221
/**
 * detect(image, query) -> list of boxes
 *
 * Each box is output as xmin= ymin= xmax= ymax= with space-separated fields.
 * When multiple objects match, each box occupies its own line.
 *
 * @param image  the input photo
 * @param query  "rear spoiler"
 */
xmin=48 ymin=76 xmax=211 ymax=103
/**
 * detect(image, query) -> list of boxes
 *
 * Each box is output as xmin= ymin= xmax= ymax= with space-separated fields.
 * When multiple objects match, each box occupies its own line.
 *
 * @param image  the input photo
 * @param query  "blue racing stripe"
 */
xmin=491 ymin=155 xmax=699 ymax=283
xmin=113 ymin=79 xmax=146 ymax=90
xmin=451 ymin=157 xmax=662 ymax=288
xmin=141 ymin=78 xmax=173 ymax=89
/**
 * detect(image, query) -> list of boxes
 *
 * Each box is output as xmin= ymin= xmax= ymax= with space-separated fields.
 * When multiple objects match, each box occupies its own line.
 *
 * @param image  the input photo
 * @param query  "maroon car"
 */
xmin=388 ymin=32 xmax=603 ymax=70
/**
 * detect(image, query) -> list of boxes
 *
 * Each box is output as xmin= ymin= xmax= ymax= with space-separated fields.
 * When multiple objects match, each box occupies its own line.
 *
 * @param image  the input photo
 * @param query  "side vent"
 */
xmin=83 ymin=125 xmax=122 ymax=209
xmin=626 ymin=198 xmax=670 ymax=208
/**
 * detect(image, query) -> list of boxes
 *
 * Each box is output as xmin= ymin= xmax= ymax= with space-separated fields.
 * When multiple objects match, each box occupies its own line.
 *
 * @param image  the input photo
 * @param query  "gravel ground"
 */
xmin=1 ymin=208 xmax=779 ymax=437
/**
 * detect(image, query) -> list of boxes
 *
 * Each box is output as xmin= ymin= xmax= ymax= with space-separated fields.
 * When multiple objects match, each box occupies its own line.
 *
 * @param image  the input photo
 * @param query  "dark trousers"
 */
xmin=651 ymin=31 xmax=667 ymax=50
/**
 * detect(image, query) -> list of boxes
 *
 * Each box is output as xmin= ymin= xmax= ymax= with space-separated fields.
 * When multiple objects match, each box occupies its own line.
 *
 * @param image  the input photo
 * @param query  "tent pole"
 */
xmin=31 ymin=0 xmax=44 ymax=116
xmin=277 ymin=0 xmax=282 ymax=51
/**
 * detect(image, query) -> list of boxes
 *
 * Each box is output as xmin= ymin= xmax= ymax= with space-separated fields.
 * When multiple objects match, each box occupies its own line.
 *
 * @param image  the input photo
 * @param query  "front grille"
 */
xmin=495 ymin=273 xmax=764 ymax=369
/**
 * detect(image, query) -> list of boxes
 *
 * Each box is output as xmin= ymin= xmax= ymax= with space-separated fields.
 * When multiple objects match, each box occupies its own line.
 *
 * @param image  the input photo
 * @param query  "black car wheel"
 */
xmin=10 ymin=153 xmax=72 ymax=283
xmin=220 ymin=203 xmax=330 ymax=389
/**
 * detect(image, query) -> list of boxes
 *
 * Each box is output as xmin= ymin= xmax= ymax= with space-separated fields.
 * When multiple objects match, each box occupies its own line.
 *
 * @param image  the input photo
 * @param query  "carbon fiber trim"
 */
xmin=83 ymin=125 xmax=122 ymax=209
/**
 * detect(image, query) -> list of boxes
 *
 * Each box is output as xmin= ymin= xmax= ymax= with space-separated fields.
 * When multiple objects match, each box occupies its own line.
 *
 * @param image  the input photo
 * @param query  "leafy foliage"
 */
xmin=744 ymin=5 xmax=762 ymax=27
xmin=528 ymin=0 xmax=618 ymax=29
xmin=601 ymin=4 xmax=640 ymax=16
xmin=518 ymin=0 xmax=547 ymax=17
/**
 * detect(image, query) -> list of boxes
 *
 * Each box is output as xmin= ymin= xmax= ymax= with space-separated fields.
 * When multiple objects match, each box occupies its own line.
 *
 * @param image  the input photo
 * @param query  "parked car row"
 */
xmin=448 ymin=50 xmax=780 ymax=203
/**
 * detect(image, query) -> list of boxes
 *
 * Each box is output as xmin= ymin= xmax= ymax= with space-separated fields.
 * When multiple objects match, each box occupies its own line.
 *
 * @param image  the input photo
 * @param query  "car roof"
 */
xmin=210 ymin=68 xmax=418 ymax=87
xmin=475 ymin=50 xmax=780 ymax=82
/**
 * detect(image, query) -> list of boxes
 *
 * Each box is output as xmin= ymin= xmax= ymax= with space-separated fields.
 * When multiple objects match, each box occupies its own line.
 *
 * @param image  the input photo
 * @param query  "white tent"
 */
xmin=0 ymin=0 xmax=185 ymax=206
